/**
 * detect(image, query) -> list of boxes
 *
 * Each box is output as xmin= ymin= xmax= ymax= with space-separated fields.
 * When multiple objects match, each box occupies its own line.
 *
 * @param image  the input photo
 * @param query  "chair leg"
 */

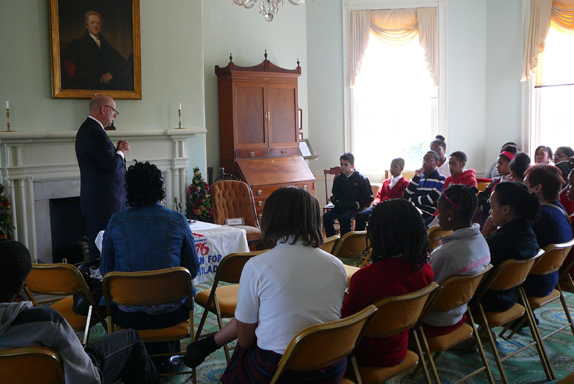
xmin=520 ymin=288 xmax=555 ymax=381
xmin=194 ymin=304 xmax=211 ymax=341
xmin=558 ymin=287 xmax=574 ymax=337
xmin=350 ymin=355 xmax=364 ymax=384
xmin=412 ymin=327 xmax=433 ymax=384
xmin=467 ymin=309 xmax=496 ymax=384
xmin=213 ymin=296 xmax=231 ymax=363
xmin=504 ymin=317 xmax=526 ymax=339
xmin=478 ymin=304 xmax=509 ymax=384
xmin=82 ymin=305 xmax=93 ymax=345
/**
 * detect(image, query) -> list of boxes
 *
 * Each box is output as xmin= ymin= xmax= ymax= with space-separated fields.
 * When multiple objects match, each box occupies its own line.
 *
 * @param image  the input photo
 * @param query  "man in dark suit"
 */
xmin=76 ymin=95 xmax=130 ymax=261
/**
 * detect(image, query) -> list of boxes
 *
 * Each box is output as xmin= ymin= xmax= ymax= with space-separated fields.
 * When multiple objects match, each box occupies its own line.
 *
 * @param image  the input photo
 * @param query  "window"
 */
xmin=352 ymin=32 xmax=438 ymax=172
xmin=343 ymin=1 xmax=446 ymax=175
xmin=532 ymin=23 xmax=574 ymax=153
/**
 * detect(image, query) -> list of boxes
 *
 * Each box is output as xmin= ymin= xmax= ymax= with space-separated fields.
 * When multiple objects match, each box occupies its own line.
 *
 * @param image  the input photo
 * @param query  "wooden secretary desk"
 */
xmin=216 ymin=53 xmax=315 ymax=219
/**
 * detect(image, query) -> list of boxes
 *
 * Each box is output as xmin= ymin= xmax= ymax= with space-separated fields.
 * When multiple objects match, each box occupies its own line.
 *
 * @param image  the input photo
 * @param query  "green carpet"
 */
xmin=83 ymin=285 xmax=574 ymax=383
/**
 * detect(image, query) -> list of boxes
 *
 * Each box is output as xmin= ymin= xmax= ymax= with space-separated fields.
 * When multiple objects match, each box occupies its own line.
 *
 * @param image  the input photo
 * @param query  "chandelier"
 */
xmin=231 ymin=0 xmax=308 ymax=22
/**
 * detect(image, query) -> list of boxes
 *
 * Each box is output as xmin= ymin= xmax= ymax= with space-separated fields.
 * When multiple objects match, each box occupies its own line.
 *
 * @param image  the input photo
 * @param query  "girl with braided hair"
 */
xmin=341 ymin=199 xmax=433 ymax=367
xmin=422 ymin=185 xmax=490 ymax=337
xmin=480 ymin=181 xmax=540 ymax=312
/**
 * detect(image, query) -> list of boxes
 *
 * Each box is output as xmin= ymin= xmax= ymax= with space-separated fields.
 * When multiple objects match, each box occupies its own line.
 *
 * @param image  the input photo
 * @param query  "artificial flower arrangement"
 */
xmin=186 ymin=167 xmax=213 ymax=222
xmin=0 ymin=184 xmax=13 ymax=239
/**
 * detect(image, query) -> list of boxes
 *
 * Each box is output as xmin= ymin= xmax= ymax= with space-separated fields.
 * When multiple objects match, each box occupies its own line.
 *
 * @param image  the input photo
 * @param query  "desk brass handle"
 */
xmin=281 ymin=149 xmax=287 ymax=155
xmin=250 ymin=152 xmax=255 ymax=157
xmin=257 ymin=201 xmax=263 ymax=207
xmin=257 ymin=190 xmax=263 ymax=196
xmin=258 ymin=214 xmax=263 ymax=220
xmin=303 ymin=184 xmax=308 ymax=190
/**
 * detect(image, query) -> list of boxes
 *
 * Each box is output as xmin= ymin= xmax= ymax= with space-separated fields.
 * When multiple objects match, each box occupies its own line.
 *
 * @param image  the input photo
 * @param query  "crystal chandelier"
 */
xmin=231 ymin=0 xmax=308 ymax=22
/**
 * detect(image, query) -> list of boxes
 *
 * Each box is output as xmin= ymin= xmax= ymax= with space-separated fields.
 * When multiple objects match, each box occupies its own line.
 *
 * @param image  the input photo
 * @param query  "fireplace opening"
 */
xmin=50 ymin=197 xmax=88 ymax=264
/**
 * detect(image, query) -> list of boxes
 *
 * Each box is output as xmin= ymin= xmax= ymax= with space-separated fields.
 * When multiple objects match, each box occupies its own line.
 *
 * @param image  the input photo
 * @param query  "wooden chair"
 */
xmin=502 ymin=239 xmax=574 ymax=378
xmin=350 ymin=282 xmax=440 ymax=384
xmin=466 ymin=250 xmax=550 ymax=384
xmin=0 ymin=346 xmax=65 ymax=384
xmin=476 ymin=178 xmax=493 ymax=192
xmin=211 ymin=180 xmax=261 ymax=245
xmin=427 ymin=226 xmax=453 ymax=251
xmin=415 ymin=265 xmax=494 ymax=384
xmin=269 ymin=305 xmax=378 ymax=384
xmin=102 ymin=267 xmax=195 ymax=381
xmin=194 ymin=251 xmax=266 ymax=362
xmin=323 ymin=166 xmax=341 ymax=212
xmin=24 ymin=263 xmax=106 ymax=344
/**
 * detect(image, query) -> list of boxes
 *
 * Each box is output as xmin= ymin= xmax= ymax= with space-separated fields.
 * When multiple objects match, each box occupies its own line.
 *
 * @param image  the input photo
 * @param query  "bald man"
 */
xmin=75 ymin=95 xmax=130 ymax=261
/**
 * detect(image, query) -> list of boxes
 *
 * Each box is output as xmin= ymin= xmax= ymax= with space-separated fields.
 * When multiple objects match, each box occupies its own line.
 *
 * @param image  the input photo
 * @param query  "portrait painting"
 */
xmin=49 ymin=0 xmax=141 ymax=99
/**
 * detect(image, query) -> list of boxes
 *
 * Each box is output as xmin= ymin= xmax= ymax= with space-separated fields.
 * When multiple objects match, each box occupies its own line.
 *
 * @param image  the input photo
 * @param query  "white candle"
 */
xmin=179 ymin=103 xmax=182 ymax=110
xmin=5 ymin=100 xmax=9 ymax=109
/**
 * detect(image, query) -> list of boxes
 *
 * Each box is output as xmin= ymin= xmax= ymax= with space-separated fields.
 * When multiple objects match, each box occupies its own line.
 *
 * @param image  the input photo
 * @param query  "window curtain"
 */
xmin=522 ymin=0 xmax=574 ymax=82
xmin=350 ymin=7 xmax=438 ymax=87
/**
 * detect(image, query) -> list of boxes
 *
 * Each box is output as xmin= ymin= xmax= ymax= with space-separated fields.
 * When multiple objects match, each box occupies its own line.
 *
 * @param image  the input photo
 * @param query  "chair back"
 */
xmin=25 ymin=263 xmax=91 ymax=304
xmin=364 ymin=282 xmax=439 ymax=339
xmin=321 ymin=235 xmax=340 ymax=254
xmin=533 ymin=239 xmax=574 ymax=277
xmin=211 ymin=180 xmax=259 ymax=228
xmin=323 ymin=166 xmax=341 ymax=205
xmin=103 ymin=267 xmax=192 ymax=308
xmin=270 ymin=305 xmax=377 ymax=383
xmin=214 ymin=251 xmax=266 ymax=285
xmin=332 ymin=231 xmax=368 ymax=259
xmin=427 ymin=226 xmax=453 ymax=250
xmin=0 ymin=346 xmax=65 ymax=384
xmin=430 ymin=265 xmax=492 ymax=312
xmin=476 ymin=178 xmax=492 ymax=192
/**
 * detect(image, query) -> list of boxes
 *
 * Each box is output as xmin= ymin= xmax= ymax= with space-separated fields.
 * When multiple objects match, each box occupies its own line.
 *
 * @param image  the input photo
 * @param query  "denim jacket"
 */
xmin=100 ymin=204 xmax=199 ymax=282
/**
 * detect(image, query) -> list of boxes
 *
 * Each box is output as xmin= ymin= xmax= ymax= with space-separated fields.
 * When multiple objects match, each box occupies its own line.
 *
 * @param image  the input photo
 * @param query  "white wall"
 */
xmin=0 ymin=1 xmax=207 ymax=173
xmin=201 ymin=0 xmax=309 ymax=171
xmin=485 ymin=0 xmax=525 ymax=166
xmin=446 ymin=0 xmax=488 ymax=173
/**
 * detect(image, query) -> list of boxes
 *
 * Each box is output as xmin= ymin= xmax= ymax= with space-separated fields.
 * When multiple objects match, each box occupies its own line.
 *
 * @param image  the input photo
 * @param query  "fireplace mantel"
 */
xmin=0 ymin=128 xmax=206 ymax=261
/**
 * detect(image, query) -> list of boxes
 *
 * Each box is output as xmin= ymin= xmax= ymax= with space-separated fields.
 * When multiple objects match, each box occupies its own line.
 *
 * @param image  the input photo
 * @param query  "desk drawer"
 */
xmin=235 ymin=149 xmax=268 ymax=159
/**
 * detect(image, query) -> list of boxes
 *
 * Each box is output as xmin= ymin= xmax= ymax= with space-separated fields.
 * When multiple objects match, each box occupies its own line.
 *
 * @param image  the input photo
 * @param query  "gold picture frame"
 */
xmin=49 ymin=0 xmax=142 ymax=99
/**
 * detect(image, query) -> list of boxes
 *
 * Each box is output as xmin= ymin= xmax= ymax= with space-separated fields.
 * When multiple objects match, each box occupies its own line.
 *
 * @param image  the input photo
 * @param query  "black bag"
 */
xmin=72 ymin=260 xmax=103 ymax=316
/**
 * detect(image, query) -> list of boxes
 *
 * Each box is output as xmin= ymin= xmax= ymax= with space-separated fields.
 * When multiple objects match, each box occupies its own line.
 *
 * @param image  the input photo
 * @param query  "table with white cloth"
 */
xmin=95 ymin=221 xmax=249 ymax=285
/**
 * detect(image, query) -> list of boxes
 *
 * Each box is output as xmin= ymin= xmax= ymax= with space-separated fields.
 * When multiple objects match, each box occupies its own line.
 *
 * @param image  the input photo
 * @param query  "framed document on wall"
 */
xmin=299 ymin=139 xmax=318 ymax=160
xmin=49 ymin=0 xmax=142 ymax=99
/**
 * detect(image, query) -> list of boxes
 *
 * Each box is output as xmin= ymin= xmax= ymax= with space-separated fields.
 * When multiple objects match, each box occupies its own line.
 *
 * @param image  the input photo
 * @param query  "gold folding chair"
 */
xmin=331 ymin=231 xmax=370 ymax=284
xmin=416 ymin=265 xmax=494 ymax=384
xmin=502 ymin=239 xmax=574 ymax=378
xmin=467 ymin=250 xmax=550 ymax=384
xmin=269 ymin=305 xmax=378 ymax=384
xmin=350 ymin=282 xmax=439 ymax=384
xmin=194 ymin=250 xmax=266 ymax=362
xmin=427 ymin=226 xmax=453 ymax=251
xmin=102 ymin=267 xmax=195 ymax=381
xmin=24 ymin=263 xmax=106 ymax=344
xmin=0 ymin=346 xmax=65 ymax=384
xmin=321 ymin=235 xmax=340 ymax=254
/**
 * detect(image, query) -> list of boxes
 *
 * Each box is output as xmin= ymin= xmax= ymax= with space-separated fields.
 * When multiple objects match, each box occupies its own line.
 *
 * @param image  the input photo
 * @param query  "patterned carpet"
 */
xmin=84 ymin=285 xmax=574 ymax=384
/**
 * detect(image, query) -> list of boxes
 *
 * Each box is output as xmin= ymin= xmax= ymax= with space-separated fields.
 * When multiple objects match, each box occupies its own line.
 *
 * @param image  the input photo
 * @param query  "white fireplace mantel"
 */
xmin=0 ymin=128 xmax=206 ymax=262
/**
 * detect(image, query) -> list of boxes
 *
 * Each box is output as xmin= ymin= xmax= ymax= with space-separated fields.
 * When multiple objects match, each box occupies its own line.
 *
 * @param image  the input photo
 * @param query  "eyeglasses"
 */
xmin=105 ymin=105 xmax=119 ymax=117
xmin=554 ymin=153 xmax=568 ymax=161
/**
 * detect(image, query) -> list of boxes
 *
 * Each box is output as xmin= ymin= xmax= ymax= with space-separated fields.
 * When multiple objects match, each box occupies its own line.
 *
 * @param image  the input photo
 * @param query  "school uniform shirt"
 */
xmin=374 ymin=176 xmax=410 ymax=204
xmin=403 ymin=170 xmax=446 ymax=219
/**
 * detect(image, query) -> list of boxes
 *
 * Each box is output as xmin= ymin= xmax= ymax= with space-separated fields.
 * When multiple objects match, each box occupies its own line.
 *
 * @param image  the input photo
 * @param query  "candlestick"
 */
xmin=5 ymin=100 xmax=9 ymax=109
xmin=178 ymin=108 xmax=182 ymax=129
xmin=179 ymin=103 xmax=182 ymax=110
xmin=5 ymin=108 xmax=13 ymax=132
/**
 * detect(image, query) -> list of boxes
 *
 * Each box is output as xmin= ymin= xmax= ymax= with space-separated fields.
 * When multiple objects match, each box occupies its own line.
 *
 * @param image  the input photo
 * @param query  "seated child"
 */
xmin=341 ymin=199 xmax=433 ymax=367
xmin=355 ymin=157 xmax=410 ymax=231
xmin=535 ymin=145 xmax=552 ymax=165
xmin=431 ymin=135 xmax=450 ymax=177
xmin=523 ymin=164 xmax=573 ymax=297
xmin=485 ymin=142 xmax=519 ymax=179
xmin=0 ymin=240 xmax=159 ymax=384
xmin=553 ymin=146 xmax=574 ymax=164
xmin=508 ymin=152 xmax=531 ymax=183
xmin=323 ymin=152 xmax=373 ymax=237
xmin=480 ymin=182 xmax=540 ymax=312
xmin=555 ymin=160 xmax=574 ymax=216
xmin=422 ymin=185 xmax=490 ymax=337
xmin=403 ymin=150 xmax=446 ymax=220
xmin=185 ymin=187 xmax=347 ymax=384
xmin=443 ymin=151 xmax=477 ymax=190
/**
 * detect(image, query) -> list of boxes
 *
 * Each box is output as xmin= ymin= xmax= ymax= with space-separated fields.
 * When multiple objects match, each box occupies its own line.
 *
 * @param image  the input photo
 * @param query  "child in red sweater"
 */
xmin=355 ymin=158 xmax=410 ymax=231
xmin=341 ymin=199 xmax=434 ymax=367
xmin=443 ymin=151 xmax=477 ymax=190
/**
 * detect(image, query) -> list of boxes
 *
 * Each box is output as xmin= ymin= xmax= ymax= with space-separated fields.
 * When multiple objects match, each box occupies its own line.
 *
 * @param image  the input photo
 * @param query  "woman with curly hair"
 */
xmin=340 ymin=198 xmax=434 ymax=367
xmin=100 ymin=161 xmax=199 ymax=372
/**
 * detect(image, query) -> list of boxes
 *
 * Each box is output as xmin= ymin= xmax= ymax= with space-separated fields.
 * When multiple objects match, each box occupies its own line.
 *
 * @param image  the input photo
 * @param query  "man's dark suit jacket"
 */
xmin=75 ymin=117 xmax=127 ymax=219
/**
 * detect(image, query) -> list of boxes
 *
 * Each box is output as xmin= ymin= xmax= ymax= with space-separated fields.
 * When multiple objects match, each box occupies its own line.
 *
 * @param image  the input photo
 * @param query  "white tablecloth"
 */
xmin=95 ymin=221 xmax=249 ymax=284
